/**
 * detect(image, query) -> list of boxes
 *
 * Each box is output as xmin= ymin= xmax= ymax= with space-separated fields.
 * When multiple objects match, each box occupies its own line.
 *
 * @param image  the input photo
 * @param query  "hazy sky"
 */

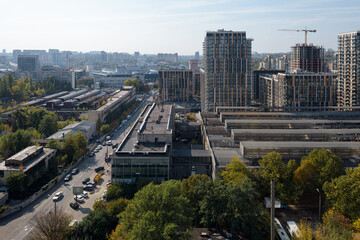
xmin=1 ymin=0 xmax=359 ymax=55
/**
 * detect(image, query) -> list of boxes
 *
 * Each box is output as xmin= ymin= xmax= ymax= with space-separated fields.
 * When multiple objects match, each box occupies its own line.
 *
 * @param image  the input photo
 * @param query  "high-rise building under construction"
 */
xmin=337 ymin=30 xmax=360 ymax=107
xmin=201 ymin=29 xmax=252 ymax=112
xmin=291 ymin=43 xmax=324 ymax=72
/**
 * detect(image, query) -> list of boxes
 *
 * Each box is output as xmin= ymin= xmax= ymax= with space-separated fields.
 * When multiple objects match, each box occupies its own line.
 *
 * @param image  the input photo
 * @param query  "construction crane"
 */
xmin=278 ymin=28 xmax=316 ymax=45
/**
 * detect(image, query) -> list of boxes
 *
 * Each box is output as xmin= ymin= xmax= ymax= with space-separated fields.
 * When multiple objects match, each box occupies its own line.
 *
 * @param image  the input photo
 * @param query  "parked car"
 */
xmin=106 ymin=180 xmax=111 ymax=187
xmin=89 ymin=152 xmax=95 ymax=157
xmin=64 ymin=174 xmax=72 ymax=182
xmin=96 ymin=139 xmax=100 ymax=143
xmin=95 ymin=166 xmax=105 ymax=172
xmin=83 ymin=185 xmax=94 ymax=191
xmin=97 ymin=145 xmax=102 ymax=150
xmin=81 ymin=192 xmax=88 ymax=198
xmin=69 ymin=201 xmax=79 ymax=209
xmin=102 ymin=141 xmax=106 ymax=146
xmin=106 ymin=140 xmax=112 ymax=146
xmin=94 ymin=148 xmax=99 ymax=153
xmin=106 ymin=135 xmax=111 ymax=140
xmin=102 ymin=190 xmax=107 ymax=199
xmin=71 ymin=168 xmax=79 ymax=175
xmin=82 ymin=177 xmax=90 ymax=184
xmin=74 ymin=195 xmax=85 ymax=203
xmin=88 ymin=181 xmax=96 ymax=186
xmin=53 ymin=191 xmax=64 ymax=202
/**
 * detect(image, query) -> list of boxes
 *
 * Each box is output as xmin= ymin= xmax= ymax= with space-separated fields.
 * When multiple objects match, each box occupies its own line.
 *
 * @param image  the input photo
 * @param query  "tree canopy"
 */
xmin=111 ymin=180 xmax=194 ymax=240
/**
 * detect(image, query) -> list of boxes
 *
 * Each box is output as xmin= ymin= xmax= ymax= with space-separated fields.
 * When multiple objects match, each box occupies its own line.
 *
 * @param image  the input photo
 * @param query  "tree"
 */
xmin=323 ymin=166 xmax=360 ymax=220
xmin=38 ymin=114 xmax=58 ymax=138
xmin=124 ymin=78 xmax=140 ymax=90
xmin=221 ymin=157 xmax=250 ymax=184
xmin=5 ymin=173 xmax=27 ymax=198
xmin=106 ymin=198 xmax=130 ymax=218
xmin=112 ymin=180 xmax=194 ymax=240
xmin=105 ymin=183 xmax=124 ymax=202
xmin=181 ymin=174 xmax=213 ymax=226
xmin=78 ymin=209 xmax=117 ymax=240
xmin=26 ymin=209 xmax=72 ymax=240
xmin=0 ymin=129 xmax=36 ymax=159
xmin=296 ymin=149 xmax=344 ymax=191
xmin=199 ymin=178 xmax=269 ymax=239
xmin=100 ymin=124 xmax=111 ymax=135
xmin=254 ymin=152 xmax=301 ymax=201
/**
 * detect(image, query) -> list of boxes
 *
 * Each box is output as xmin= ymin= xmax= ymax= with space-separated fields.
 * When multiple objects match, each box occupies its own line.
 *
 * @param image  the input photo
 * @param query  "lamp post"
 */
xmin=316 ymin=188 xmax=321 ymax=221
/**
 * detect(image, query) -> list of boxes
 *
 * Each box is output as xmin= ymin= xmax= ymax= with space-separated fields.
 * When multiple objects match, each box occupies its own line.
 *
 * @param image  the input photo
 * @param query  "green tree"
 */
xmin=78 ymin=209 xmax=117 ymax=240
xmin=181 ymin=174 xmax=213 ymax=226
xmin=124 ymin=78 xmax=140 ymax=90
xmin=254 ymin=152 xmax=301 ymax=201
xmin=221 ymin=157 xmax=250 ymax=184
xmin=296 ymin=149 xmax=344 ymax=191
xmin=323 ymin=166 xmax=360 ymax=220
xmin=106 ymin=198 xmax=130 ymax=219
xmin=0 ymin=129 xmax=36 ymax=159
xmin=5 ymin=173 xmax=27 ymax=198
xmin=113 ymin=180 xmax=193 ymax=240
xmin=38 ymin=114 xmax=58 ymax=138
xmin=100 ymin=124 xmax=111 ymax=135
xmin=199 ymin=178 xmax=269 ymax=239
xmin=105 ymin=183 xmax=124 ymax=202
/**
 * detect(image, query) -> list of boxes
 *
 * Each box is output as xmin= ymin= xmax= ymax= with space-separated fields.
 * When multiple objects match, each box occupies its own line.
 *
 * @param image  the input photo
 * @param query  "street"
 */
xmin=0 ymin=97 xmax=151 ymax=240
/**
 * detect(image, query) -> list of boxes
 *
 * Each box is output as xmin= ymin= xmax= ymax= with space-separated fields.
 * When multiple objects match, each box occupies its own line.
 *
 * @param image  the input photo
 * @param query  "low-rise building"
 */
xmin=0 ymin=146 xmax=56 ymax=184
xmin=47 ymin=120 xmax=96 ymax=141
xmin=111 ymin=103 xmax=174 ymax=184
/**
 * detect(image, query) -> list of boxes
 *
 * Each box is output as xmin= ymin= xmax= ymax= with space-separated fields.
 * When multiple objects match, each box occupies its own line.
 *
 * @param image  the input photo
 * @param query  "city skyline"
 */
xmin=1 ymin=0 xmax=360 ymax=54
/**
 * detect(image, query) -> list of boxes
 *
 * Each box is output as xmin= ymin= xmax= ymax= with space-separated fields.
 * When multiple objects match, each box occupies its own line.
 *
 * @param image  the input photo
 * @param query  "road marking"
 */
xmin=25 ymin=226 xmax=35 ymax=236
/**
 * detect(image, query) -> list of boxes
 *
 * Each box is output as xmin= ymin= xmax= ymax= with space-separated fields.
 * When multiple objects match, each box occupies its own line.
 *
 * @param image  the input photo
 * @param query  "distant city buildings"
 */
xmin=18 ymin=55 xmax=40 ymax=72
xmin=157 ymin=53 xmax=178 ymax=63
xmin=201 ymin=29 xmax=252 ymax=112
xmin=188 ymin=60 xmax=199 ymax=71
xmin=337 ymin=30 xmax=360 ymax=108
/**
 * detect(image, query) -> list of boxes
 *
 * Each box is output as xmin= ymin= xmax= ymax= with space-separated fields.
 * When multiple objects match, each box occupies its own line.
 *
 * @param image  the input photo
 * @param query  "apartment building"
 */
xmin=291 ymin=44 xmax=324 ymax=72
xmin=159 ymin=70 xmax=193 ymax=102
xmin=18 ymin=55 xmax=40 ymax=72
xmin=337 ymin=30 xmax=360 ymax=107
xmin=201 ymin=29 xmax=252 ymax=112
xmin=259 ymin=72 xmax=337 ymax=110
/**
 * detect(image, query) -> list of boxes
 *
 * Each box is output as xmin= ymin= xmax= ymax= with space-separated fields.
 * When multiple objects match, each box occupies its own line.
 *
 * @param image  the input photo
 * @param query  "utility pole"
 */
xmin=270 ymin=179 xmax=275 ymax=240
xmin=316 ymin=188 xmax=321 ymax=221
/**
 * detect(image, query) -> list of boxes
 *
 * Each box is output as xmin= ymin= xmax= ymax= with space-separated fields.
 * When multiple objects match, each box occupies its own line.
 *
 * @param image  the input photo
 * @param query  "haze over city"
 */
xmin=1 ymin=0 xmax=360 ymax=54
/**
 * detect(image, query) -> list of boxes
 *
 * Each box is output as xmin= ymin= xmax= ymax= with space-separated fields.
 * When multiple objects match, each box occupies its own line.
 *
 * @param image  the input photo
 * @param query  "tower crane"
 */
xmin=278 ymin=28 xmax=316 ymax=45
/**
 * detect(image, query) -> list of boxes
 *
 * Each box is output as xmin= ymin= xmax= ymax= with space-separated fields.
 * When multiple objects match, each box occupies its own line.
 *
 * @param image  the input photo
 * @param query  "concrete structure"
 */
xmin=47 ymin=120 xmax=96 ymax=141
xmin=0 ymin=146 xmax=56 ymax=183
xmin=259 ymin=72 xmax=337 ymax=110
xmin=88 ymin=86 xmax=135 ymax=122
xmin=18 ymin=55 xmax=40 ymax=72
xmin=159 ymin=70 xmax=193 ymax=102
xmin=202 ymin=29 xmax=252 ymax=112
xmin=240 ymin=141 xmax=360 ymax=160
xmin=337 ymin=30 xmax=360 ymax=107
xmin=291 ymin=44 xmax=324 ymax=72
xmin=111 ymin=103 xmax=174 ymax=184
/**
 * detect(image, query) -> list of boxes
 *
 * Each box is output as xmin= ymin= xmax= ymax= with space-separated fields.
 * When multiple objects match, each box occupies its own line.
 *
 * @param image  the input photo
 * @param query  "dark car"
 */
xmin=69 ymin=201 xmax=79 ymax=209
xmin=64 ymin=174 xmax=72 ymax=182
xmin=88 ymin=181 xmax=96 ymax=186
xmin=83 ymin=185 xmax=94 ymax=191
xmin=95 ymin=166 xmax=105 ymax=172
xmin=71 ymin=168 xmax=79 ymax=175
xmin=82 ymin=177 xmax=90 ymax=185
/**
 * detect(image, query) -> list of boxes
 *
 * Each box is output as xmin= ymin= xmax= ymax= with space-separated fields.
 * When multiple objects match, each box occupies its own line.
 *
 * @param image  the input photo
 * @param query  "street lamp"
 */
xmin=316 ymin=188 xmax=321 ymax=221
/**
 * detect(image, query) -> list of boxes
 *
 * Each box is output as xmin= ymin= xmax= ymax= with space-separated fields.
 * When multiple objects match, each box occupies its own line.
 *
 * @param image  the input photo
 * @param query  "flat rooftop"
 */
xmin=232 ymin=128 xmax=360 ymax=134
xmin=6 ymin=145 xmax=42 ymax=163
xmin=139 ymin=104 xmax=172 ymax=135
xmin=212 ymin=149 xmax=249 ymax=168
xmin=239 ymin=141 xmax=360 ymax=149
xmin=225 ymin=119 xmax=360 ymax=124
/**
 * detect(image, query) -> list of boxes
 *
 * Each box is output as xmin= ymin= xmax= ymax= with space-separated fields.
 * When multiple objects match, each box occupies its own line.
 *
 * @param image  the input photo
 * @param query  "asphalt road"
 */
xmin=0 ymin=97 xmax=151 ymax=240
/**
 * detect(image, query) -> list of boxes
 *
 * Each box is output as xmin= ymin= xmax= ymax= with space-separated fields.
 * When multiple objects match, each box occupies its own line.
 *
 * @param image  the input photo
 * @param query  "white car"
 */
xmin=102 ymin=190 xmax=107 ymax=199
xmin=53 ymin=191 xmax=64 ymax=202
xmin=97 ymin=145 xmax=102 ymax=150
xmin=81 ymin=192 xmax=88 ymax=198
xmin=74 ymin=195 xmax=85 ymax=203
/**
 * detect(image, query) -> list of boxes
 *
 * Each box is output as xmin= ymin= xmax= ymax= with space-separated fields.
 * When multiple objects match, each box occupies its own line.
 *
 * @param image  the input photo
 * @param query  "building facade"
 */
xmin=202 ymin=29 xmax=252 ymax=112
xmin=159 ymin=70 xmax=193 ymax=102
xmin=18 ymin=55 xmax=40 ymax=72
xmin=291 ymin=44 xmax=325 ymax=72
xmin=337 ymin=30 xmax=360 ymax=107
xmin=259 ymin=72 xmax=338 ymax=110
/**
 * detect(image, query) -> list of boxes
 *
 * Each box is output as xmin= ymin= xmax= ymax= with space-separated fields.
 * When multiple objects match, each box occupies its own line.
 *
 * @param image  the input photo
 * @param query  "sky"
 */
xmin=1 ymin=0 xmax=359 ymax=55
